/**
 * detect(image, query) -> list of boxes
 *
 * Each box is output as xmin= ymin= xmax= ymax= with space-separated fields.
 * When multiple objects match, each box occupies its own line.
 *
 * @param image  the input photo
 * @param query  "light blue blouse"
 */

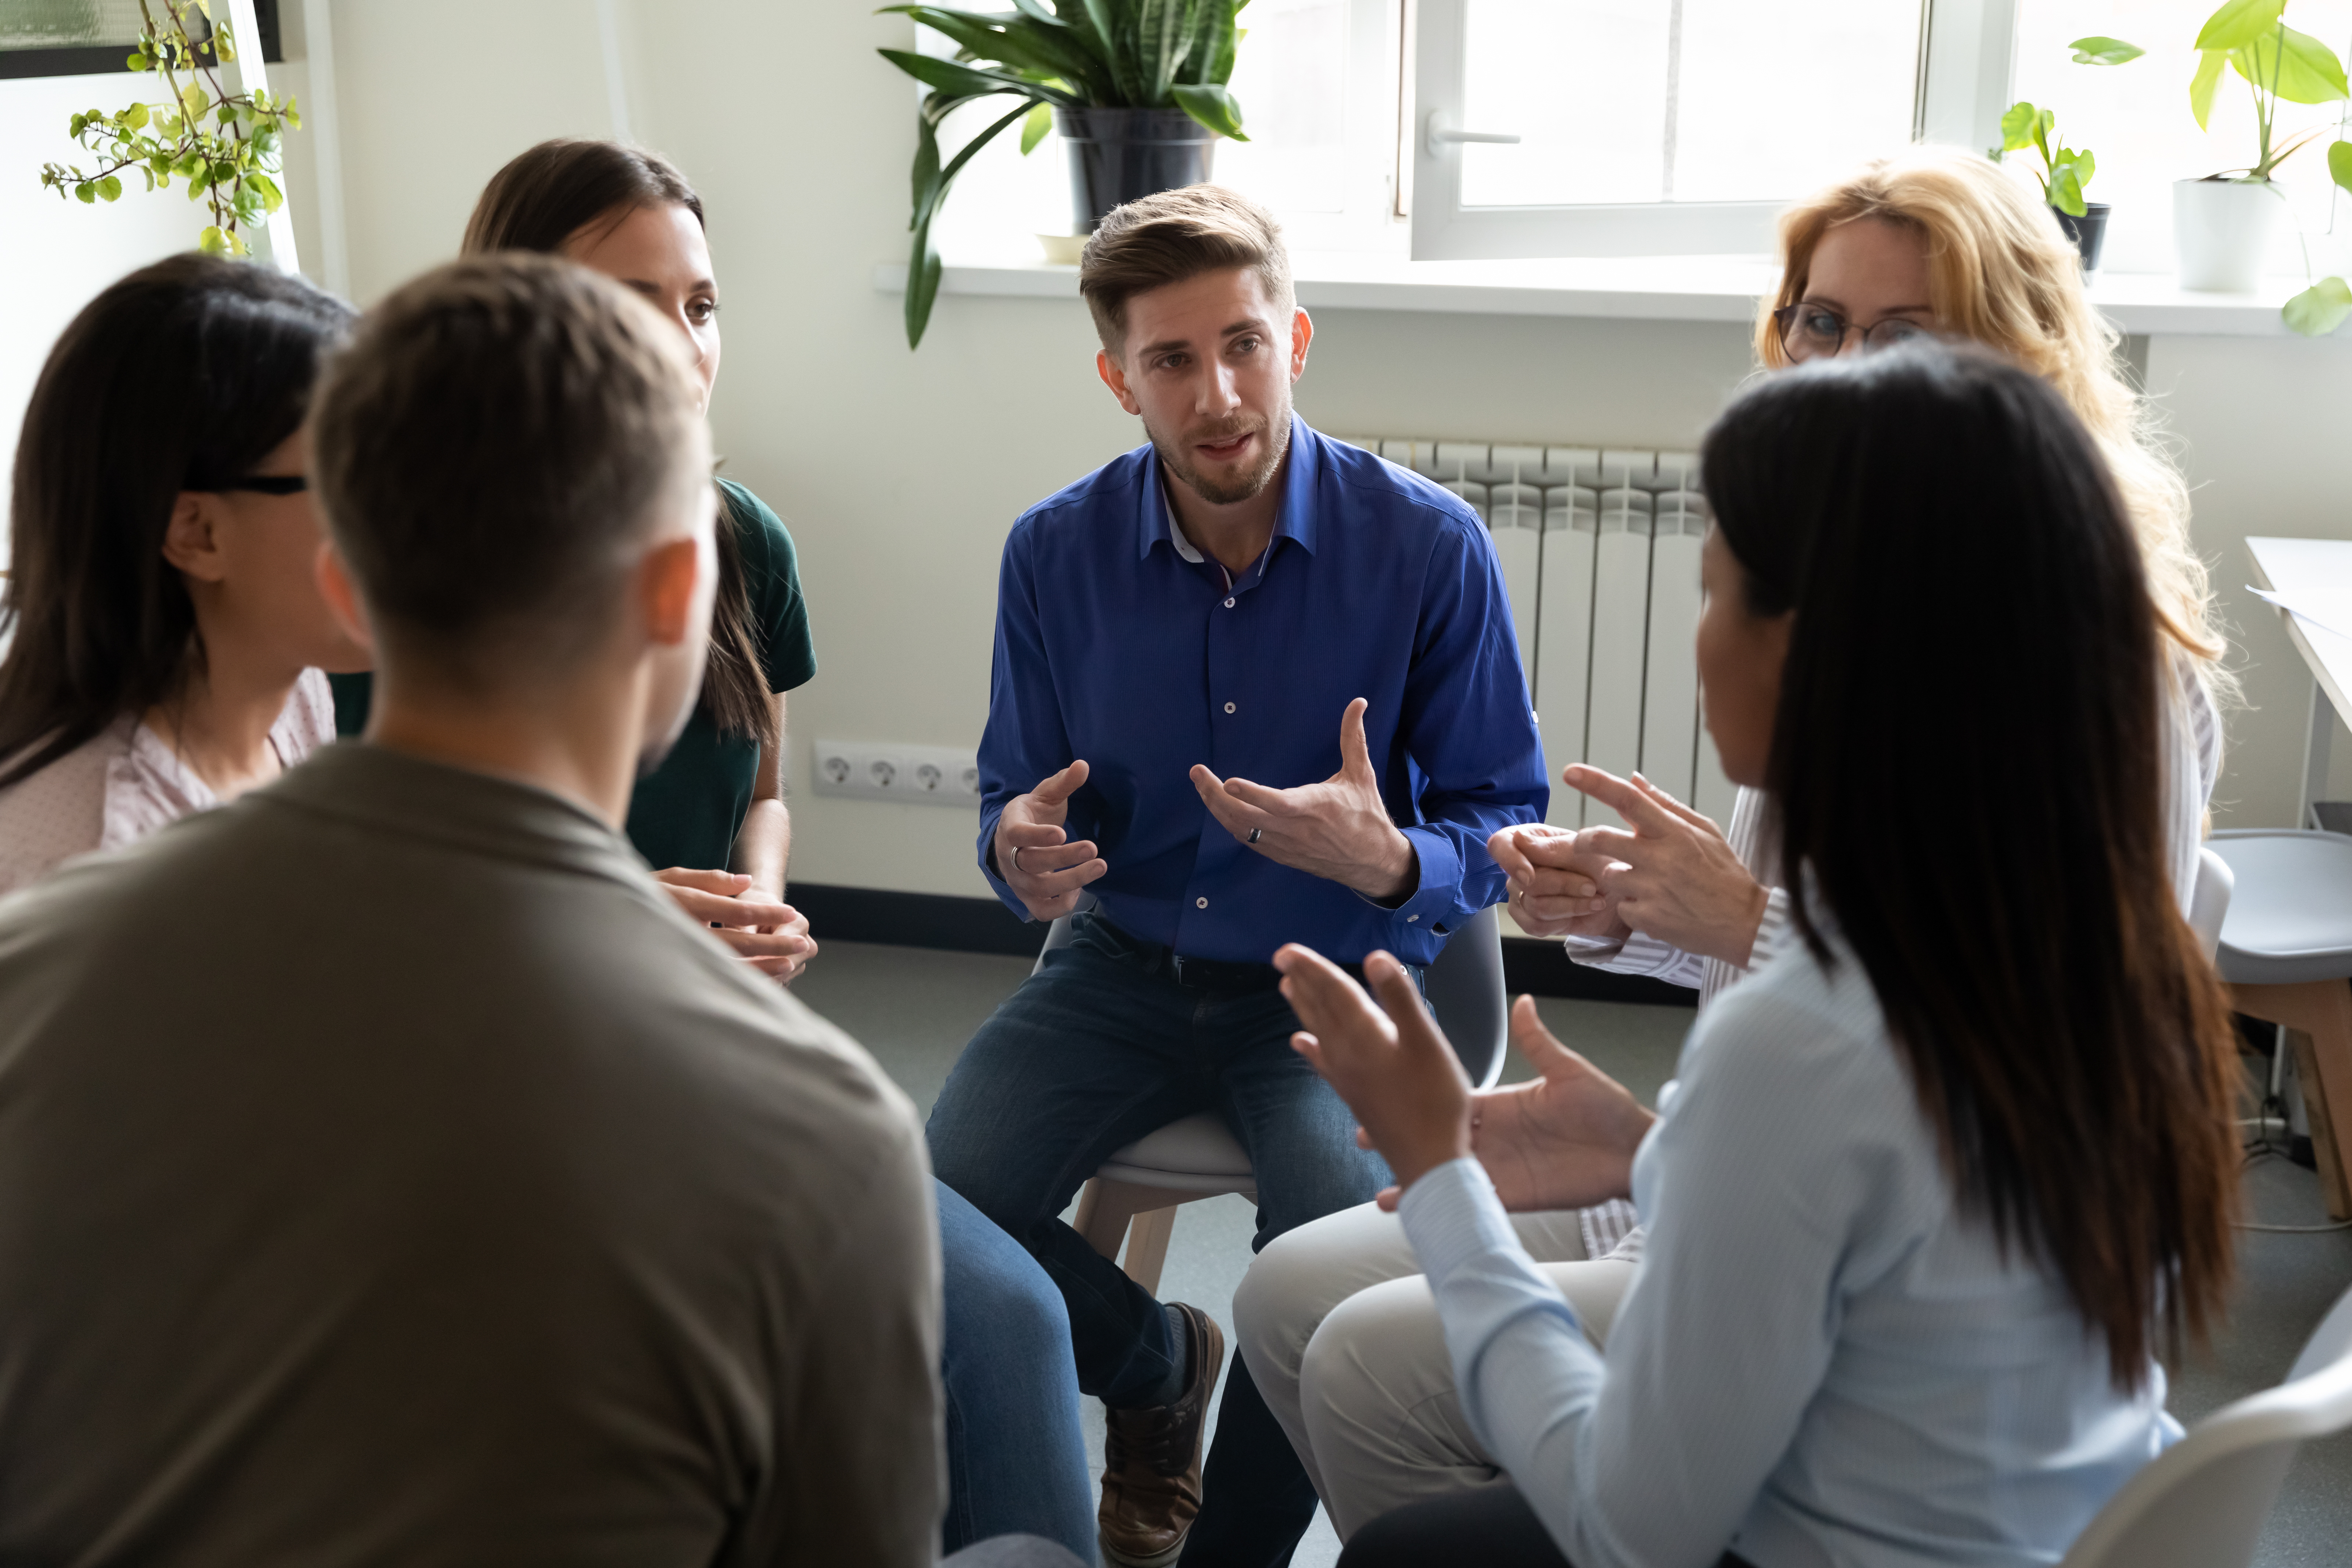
xmin=1398 ymin=917 xmax=2177 ymax=1568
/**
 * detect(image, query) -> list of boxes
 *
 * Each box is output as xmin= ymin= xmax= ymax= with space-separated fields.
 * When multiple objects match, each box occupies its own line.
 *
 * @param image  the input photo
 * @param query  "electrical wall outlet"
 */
xmin=810 ymin=739 xmax=982 ymax=808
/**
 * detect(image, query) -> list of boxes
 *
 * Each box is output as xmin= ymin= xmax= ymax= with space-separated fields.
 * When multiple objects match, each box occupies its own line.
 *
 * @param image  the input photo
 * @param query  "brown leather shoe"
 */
xmin=1098 ymin=1303 xmax=1227 ymax=1568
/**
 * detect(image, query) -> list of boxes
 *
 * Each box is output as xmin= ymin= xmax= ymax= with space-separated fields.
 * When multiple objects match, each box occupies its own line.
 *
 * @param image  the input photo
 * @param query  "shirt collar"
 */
xmin=1137 ymin=414 xmax=1323 ymax=561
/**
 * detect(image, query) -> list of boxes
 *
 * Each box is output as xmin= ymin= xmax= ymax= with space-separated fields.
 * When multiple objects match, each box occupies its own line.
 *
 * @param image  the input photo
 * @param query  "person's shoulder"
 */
xmin=716 ymin=477 xmax=798 ymax=580
xmin=1681 ymin=924 xmax=1914 ymax=1131
xmin=1009 ymin=443 xmax=1152 ymax=543
xmin=0 ymin=723 xmax=133 ymax=899
xmin=1311 ymin=428 xmax=1485 ymax=537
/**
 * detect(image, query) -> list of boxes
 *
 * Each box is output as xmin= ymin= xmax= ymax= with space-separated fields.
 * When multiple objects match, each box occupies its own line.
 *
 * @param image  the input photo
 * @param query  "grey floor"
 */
xmin=796 ymin=940 xmax=2352 ymax=1568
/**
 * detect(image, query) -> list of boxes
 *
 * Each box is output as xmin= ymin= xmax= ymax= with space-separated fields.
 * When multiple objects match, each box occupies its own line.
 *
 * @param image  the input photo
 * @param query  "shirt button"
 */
xmin=1224 ymin=597 xmax=1236 ymax=608
xmin=1196 ymin=896 xmax=1209 ymax=909
xmin=1224 ymin=701 xmax=1237 ymax=714
xmin=1408 ymin=915 xmax=1419 ymax=923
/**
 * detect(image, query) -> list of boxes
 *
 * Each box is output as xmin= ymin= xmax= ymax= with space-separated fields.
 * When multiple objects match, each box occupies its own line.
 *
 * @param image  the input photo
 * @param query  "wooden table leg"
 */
xmin=2231 ymin=980 xmax=2352 ymax=1220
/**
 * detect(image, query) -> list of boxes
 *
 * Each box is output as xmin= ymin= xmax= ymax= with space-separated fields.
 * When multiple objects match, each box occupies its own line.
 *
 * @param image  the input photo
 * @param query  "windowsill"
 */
xmin=872 ymin=247 xmax=2341 ymax=337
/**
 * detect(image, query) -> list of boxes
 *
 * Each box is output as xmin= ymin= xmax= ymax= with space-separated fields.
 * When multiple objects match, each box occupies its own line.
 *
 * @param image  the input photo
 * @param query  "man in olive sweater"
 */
xmin=0 ymin=256 xmax=1037 ymax=1567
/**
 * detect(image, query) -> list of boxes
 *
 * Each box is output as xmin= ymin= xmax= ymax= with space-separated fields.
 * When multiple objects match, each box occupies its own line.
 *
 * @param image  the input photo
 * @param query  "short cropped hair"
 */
xmin=310 ymin=254 xmax=706 ymax=681
xmin=1078 ymin=184 xmax=1294 ymax=357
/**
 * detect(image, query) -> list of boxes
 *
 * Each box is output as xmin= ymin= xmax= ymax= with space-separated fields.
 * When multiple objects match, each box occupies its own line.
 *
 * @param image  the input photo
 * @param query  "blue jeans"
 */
xmin=940 ymin=1180 xmax=1098 ymax=1564
xmin=927 ymin=912 xmax=1395 ymax=1568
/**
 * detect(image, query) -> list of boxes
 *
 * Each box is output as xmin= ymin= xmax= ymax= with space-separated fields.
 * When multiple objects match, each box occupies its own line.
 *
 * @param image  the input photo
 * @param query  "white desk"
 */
xmin=2246 ymin=537 xmax=2352 ymax=826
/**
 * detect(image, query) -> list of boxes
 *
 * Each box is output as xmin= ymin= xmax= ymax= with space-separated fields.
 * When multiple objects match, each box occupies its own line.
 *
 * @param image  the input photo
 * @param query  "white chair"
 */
xmin=1053 ymin=904 xmax=1513 ymax=1295
xmin=2058 ymin=1279 xmax=2352 ymax=1567
xmin=2188 ymin=844 xmax=2234 ymax=961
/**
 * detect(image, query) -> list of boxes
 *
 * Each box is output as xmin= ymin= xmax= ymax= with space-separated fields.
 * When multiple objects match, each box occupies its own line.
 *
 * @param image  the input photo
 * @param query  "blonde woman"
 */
xmin=1226 ymin=144 xmax=2228 ymax=1553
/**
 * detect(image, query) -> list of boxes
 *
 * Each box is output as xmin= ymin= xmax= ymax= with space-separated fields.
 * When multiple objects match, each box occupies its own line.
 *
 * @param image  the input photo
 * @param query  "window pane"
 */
xmin=1460 ymin=0 xmax=1922 ymax=208
xmin=1216 ymin=0 xmax=1351 ymax=214
xmin=2012 ymin=0 xmax=2352 ymax=276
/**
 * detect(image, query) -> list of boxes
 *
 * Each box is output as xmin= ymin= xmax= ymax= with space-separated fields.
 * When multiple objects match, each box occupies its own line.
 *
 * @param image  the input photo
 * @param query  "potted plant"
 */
xmin=876 ymin=0 xmax=1248 ymax=348
xmin=35 ymin=0 xmax=298 ymax=258
xmin=2175 ymin=0 xmax=2347 ymax=292
xmin=1992 ymin=37 xmax=2142 ymax=273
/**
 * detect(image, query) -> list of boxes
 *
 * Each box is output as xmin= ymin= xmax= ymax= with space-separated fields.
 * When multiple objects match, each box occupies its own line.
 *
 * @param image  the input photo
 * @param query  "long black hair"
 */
xmin=1700 ymin=344 xmax=2240 ymax=1388
xmin=0 ymin=254 xmax=355 ymax=789
xmin=462 ymin=139 xmax=776 ymax=754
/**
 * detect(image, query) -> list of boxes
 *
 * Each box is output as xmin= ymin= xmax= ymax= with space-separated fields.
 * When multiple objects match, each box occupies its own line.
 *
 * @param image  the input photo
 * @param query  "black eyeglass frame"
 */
xmin=1771 ymin=303 xmax=1938 ymax=362
xmin=210 ymin=474 xmax=309 ymax=496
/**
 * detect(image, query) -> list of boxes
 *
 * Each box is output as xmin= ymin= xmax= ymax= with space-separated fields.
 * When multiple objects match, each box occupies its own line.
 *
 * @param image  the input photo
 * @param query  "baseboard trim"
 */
xmin=789 ymin=883 xmax=1697 ymax=1006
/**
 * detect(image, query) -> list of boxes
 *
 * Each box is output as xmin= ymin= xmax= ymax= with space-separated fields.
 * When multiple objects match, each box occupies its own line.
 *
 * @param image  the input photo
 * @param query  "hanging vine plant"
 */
xmin=35 ymin=0 xmax=298 ymax=257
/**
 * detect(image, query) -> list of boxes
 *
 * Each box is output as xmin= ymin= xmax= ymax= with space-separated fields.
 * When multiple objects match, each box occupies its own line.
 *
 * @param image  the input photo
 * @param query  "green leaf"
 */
xmin=2331 ymin=139 xmax=2352 ymax=192
xmin=2197 ymin=0 xmax=2286 ymax=51
xmin=124 ymin=101 xmax=148 ymax=130
xmin=1078 ymin=0 xmax=1145 ymax=103
xmin=1009 ymin=0 xmax=1064 ymax=24
xmin=2068 ymin=35 xmax=2143 ymax=66
xmin=1170 ymin=80 xmax=1245 ymax=139
xmin=2229 ymin=24 xmax=2351 ymax=105
xmin=2000 ymin=101 xmax=2040 ymax=153
xmin=126 ymin=50 xmax=147 ymax=69
xmin=1179 ymin=0 xmax=1237 ymax=85
xmin=198 ymin=224 xmax=229 ymax=254
xmin=250 ymin=171 xmax=282 ymax=211
xmin=74 ymin=181 xmax=95 ymax=204
xmin=876 ymin=46 xmax=1076 ymax=107
xmin=96 ymin=174 xmax=122 ymax=201
xmin=180 ymin=82 xmax=207 ymax=120
xmin=2283 ymin=275 xmax=2352 ymax=334
xmin=883 ymin=6 xmax=1086 ymax=80
xmin=2049 ymin=164 xmax=2087 ymax=216
xmin=2191 ymin=49 xmax=2227 ymax=129
xmin=1020 ymin=100 xmax=1053 ymax=153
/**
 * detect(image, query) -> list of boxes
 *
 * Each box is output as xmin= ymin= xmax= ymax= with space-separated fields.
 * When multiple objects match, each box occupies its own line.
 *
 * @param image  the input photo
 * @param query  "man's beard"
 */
xmin=1148 ymin=400 xmax=1292 ymax=506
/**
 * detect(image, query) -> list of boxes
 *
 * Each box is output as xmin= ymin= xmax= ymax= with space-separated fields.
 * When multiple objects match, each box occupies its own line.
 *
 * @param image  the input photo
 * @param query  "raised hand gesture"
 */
xmin=1566 ymin=764 xmax=1767 ymax=966
xmin=994 ymin=760 xmax=1108 ymax=922
xmin=1463 ymin=997 xmax=1655 ymax=1213
xmin=1274 ymin=943 xmax=1473 ymax=1193
xmin=1190 ymin=698 xmax=1417 ymax=902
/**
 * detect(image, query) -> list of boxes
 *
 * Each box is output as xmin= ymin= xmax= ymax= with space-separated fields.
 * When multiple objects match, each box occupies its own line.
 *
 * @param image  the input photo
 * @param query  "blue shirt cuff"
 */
xmin=975 ymin=805 xmax=1032 ymax=922
xmin=1365 ymin=825 xmax=1463 ymax=937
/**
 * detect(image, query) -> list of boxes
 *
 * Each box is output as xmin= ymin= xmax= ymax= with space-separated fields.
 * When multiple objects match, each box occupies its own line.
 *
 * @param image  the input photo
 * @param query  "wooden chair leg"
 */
xmin=2231 ymin=980 xmax=2352 ymax=1220
xmin=1121 ymin=1206 xmax=1178 ymax=1296
xmin=1074 ymin=1176 xmax=1139 ymax=1261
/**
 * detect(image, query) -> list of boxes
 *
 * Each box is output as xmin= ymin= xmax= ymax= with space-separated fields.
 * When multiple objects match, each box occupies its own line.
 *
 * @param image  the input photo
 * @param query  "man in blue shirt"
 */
xmin=926 ymin=186 xmax=1545 ymax=1568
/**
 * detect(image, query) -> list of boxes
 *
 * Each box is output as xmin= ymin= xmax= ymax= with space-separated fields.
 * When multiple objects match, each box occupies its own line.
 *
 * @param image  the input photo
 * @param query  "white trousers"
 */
xmin=1231 ymin=1199 xmax=1637 ymax=1539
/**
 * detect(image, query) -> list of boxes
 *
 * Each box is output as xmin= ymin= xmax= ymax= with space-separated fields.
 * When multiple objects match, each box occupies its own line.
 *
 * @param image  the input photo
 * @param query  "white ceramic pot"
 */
xmin=2173 ymin=178 xmax=2286 ymax=291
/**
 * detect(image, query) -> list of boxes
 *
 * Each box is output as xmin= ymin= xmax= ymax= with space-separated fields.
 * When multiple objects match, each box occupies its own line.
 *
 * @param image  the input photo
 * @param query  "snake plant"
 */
xmin=877 ymin=0 xmax=1248 ymax=348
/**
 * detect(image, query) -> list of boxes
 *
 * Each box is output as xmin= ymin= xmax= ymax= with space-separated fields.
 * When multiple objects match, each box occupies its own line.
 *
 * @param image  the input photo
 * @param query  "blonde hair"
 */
xmin=1758 ymin=147 xmax=2226 ymax=685
xmin=1078 ymin=184 xmax=1294 ymax=358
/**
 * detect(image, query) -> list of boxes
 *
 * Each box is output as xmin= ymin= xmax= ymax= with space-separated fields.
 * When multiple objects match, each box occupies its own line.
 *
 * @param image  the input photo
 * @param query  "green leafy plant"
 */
xmin=35 ymin=0 xmax=296 ymax=257
xmin=1991 ymin=37 xmax=2142 ymax=217
xmin=2188 ymin=0 xmax=2346 ymax=180
xmin=875 ymin=0 xmax=1248 ymax=348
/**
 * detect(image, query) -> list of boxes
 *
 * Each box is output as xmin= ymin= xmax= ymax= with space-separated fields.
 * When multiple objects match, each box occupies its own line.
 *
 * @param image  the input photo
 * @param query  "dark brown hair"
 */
xmin=309 ymin=255 xmax=705 ymax=684
xmin=1078 ymin=183 xmax=1293 ymax=357
xmin=462 ymin=138 xmax=774 ymax=750
xmin=1702 ymin=344 xmax=2240 ymax=1391
xmin=0 ymin=254 xmax=354 ymax=788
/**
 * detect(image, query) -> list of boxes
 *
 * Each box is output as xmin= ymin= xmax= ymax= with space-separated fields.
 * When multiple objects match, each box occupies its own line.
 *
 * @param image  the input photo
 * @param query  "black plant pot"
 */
xmin=2053 ymin=202 xmax=2111 ymax=274
xmin=1056 ymin=106 xmax=1218 ymax=233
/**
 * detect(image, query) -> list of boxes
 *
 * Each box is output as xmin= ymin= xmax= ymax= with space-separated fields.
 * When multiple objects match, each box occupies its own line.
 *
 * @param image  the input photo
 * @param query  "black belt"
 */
xmin=1088 ymin=913 xmax=1424 ymax=995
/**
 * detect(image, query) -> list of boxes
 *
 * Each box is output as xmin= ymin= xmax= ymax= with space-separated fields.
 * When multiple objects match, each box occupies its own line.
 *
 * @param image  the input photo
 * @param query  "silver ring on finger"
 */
xmin=1248 ymin=828 xmax=1263 ymax=844
xmin=1011 ymin=845 xmax=1026 ymax=874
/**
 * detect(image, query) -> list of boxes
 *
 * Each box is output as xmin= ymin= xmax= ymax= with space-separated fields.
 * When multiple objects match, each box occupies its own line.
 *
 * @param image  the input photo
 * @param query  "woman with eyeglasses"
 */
xmin=1227 ymin=145 xmax=2231 ymax=1565
xmin=0 ymin=255 xmax=366 ymax=896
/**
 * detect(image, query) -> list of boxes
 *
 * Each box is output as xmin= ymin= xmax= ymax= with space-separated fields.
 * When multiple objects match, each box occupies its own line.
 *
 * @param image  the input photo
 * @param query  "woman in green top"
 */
xmin=332 ymin=141 xmax=818 ymax=981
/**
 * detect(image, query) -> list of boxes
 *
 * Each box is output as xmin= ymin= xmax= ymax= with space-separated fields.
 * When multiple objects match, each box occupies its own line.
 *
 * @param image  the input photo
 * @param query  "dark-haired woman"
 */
xmin=333 ymin=140 xmax=1096 ymax=1563
xmin=1265 ymin=345 xmax=2244 ymax=1567
xmin=330 ymin=139 xmax=818 ymax=984
xmin=0 ymin=255 xmax=365 ymax=896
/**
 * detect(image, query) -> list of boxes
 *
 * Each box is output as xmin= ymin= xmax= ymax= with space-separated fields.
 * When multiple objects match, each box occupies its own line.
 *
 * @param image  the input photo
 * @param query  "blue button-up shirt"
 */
xmin=976 ymin=418 xmax=1546 ymax=966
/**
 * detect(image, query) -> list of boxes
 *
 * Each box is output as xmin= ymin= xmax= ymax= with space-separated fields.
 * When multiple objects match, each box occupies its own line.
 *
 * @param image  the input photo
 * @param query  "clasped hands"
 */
xmin=1275 ymin=943 xmax=1656 ymax=1209
xmin=654 ymin=868 xmax=817 ymax=982
xmin=993 ymin=698 xmax=1417 ymax=923
xmin=1488 ymin=764 xmax=1768 ymax=968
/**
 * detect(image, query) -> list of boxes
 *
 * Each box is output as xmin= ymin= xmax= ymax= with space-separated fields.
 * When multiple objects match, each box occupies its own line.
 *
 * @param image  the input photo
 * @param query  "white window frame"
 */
xmin=1407 ymin=0 xmax=2020 ymax=261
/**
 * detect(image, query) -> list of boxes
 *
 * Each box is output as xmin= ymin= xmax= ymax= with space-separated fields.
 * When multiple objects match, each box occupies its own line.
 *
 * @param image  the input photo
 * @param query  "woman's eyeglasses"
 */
xmin=215 ymin=474 xmax=308 ymax=496
xmin=1773 ymin=303 xmax=1935 ymax=363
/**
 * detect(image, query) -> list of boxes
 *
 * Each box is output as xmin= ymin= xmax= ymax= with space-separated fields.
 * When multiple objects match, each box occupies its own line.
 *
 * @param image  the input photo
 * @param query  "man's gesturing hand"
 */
xmin=1275 ymin=943 xmax=1472 ymax=1194
xmin=1488 ymin=821 xmax=1624 ymax=941
xmin=1464 ymin=996 xmax=1655 ymax=1213
xmin=1567 ymin=765 xmax=1767 ymax=966
xmin=1191 ymin=698 xmax=1416 ymax=902
xmin=994 ymin=760 xmax=1108 ymax=922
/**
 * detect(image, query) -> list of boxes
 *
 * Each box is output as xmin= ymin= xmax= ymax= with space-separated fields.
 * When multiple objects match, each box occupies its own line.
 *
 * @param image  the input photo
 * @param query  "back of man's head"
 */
xmin=310 ymin=254 xmax=707 ymax=687
xmin=1079 ymin=184 xmax=1293 ymax=359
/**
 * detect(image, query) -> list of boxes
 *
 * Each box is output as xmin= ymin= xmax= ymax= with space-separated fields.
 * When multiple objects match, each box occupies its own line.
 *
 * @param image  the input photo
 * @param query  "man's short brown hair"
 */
xmin=1078 ymin=184 xmax=1294 ymax=357
xmin=311 ymin=254 xmax=706 ymax=682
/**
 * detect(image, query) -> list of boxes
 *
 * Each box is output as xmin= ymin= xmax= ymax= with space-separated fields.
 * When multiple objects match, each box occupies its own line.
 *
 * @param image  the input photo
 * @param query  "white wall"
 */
xmin=9 ymin=0 xmax=2352 ymax=901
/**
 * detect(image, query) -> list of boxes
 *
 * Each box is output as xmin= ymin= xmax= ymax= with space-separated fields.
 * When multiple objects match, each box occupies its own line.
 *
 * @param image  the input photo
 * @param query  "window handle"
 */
xmin=1425 ymin=111 xmax=1522 ymax=157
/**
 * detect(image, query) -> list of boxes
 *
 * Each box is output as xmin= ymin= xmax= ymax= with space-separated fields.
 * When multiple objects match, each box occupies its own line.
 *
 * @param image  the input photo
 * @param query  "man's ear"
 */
xmin=1288 ymin=306 xmax=1314 ymax=383
xmin=313 ymin=541 xmax=375 ymax=653
xmin=638 ymin=535 xmax=704 ymax=648
xmin=1096 ymin=347 xmax=1141 ymax=416
xmin=161 ymin=492 xmax=227 ymax=582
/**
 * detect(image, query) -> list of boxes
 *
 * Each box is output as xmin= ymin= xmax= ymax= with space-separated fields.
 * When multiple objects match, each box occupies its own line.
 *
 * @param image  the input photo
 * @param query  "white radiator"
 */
xmin=1339 ymin=437 xmax=1738 ymax=831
